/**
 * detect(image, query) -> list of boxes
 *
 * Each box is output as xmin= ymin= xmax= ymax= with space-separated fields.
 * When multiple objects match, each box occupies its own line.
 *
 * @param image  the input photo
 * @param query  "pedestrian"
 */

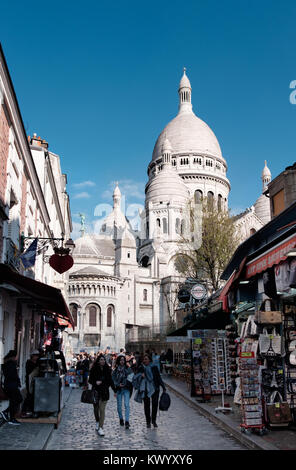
xmin=151 ymin=349 xmax=161 ymax=372
xmin=0 ymin=350 xmax=23 ymax=425
xmin=160 ymin=351 xmax=166 ymax=373
xmin=82 ymin=354 xmax=90 ymax=388
xmin=22 ymin=349 xmax=40 ymax=415
xmin=118 ymin=348 xmax=125 ymax=357
xmin=137 ymin=353 xmax=166 ymax=428
xmin=76 ymin=355 xmax=84 ymax=387
xmin=112 ymin=355 xmax=133 ymax=429
xmin=88 ymin=354 xmax=116 ymax=436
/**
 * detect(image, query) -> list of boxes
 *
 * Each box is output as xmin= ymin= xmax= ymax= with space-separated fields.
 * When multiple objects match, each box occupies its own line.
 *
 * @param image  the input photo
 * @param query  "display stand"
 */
xmin=239 ymin=351 xmax=265 ymax=435
xmin=214 ymin=335 xmax=232 ymax=413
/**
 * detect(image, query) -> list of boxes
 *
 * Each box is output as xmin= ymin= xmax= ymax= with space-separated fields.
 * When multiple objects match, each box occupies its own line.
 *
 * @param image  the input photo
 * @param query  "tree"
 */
xmin=174 ymin=198 xmax=239 ymax=291
xmin=161 ymin=281 xmax=181 ymax=333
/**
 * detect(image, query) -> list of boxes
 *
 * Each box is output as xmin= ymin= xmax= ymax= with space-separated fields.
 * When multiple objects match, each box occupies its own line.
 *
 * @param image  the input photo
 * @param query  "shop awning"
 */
xmin=0 ymin=263 xmax=75 ymax=329
xmin=245 ymin=234 xmax=296 ymax=279
xmin=218 ymin=270 xmax=236 ymax=311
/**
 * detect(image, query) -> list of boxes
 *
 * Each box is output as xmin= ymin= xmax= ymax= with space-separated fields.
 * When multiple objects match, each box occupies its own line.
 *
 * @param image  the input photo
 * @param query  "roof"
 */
xmin=72 ymin=234 xmax=115 ymax=257
xmin=221 ymin=201 xmax=296 ymax=280
xmin=70 ymin=266 xmax=114 ymax=277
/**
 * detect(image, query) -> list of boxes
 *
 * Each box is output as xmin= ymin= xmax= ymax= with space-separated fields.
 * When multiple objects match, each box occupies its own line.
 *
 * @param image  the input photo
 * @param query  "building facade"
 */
xmin=68 ymin=70 xmax=272 ymax=353
xmin=0 ymin=45 xmax=73 ymax=388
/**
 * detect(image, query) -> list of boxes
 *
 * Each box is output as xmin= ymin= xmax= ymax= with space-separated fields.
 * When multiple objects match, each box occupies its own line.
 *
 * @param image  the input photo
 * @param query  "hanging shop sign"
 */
xmin=245 ymin=234 xmax=296 ymax=279
xmin=178 ymin=288 xmax=191 ymax=303
xmin=191 ymin=283 xmax=207 ymax=301
xmin=49 ymin=247 xmax=74 ymax=274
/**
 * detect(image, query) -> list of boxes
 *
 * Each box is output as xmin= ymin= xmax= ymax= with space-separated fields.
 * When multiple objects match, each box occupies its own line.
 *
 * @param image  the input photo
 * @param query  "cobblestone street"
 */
xmin=44 ymin=388 xmax=246 ymax=450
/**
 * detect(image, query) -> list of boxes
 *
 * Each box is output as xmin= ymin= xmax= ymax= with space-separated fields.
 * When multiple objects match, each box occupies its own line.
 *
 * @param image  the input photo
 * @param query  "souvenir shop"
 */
xmin=220 ymin=205 xmax=296 ymax=433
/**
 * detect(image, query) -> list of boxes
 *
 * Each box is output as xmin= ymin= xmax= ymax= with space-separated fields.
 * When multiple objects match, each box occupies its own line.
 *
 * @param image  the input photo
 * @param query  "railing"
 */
xmin=126 ymin=324 xmax=175 ymax=343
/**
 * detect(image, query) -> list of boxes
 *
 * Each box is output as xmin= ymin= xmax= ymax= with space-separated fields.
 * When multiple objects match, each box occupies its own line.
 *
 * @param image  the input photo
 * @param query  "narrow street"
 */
xmin=44 ymin=388 xmax=246 ymax=451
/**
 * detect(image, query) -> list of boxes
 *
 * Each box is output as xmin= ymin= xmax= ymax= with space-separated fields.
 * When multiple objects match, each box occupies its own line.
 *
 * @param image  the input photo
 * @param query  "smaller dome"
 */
xmin=146 ymin=166 xmax=189 ymax=205
xmin=179 ymin=68 xmax=191 ymax=90
xmin=254 ymin=193 xmax=271 ymax=225
xmin=262 ymin=160 xmax=271 ymax=178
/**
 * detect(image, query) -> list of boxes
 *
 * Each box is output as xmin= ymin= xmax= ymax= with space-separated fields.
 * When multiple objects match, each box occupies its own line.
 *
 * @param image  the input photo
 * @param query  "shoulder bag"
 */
xmin=81 ymin=388 xmax=98 ymax=404
xmin=267 ymin=391 xmax=292 ymax=425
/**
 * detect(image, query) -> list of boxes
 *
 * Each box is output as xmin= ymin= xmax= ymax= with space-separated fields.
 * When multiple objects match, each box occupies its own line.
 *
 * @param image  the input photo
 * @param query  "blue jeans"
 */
xmin=116 ymin=388 xmax=130 ymax=422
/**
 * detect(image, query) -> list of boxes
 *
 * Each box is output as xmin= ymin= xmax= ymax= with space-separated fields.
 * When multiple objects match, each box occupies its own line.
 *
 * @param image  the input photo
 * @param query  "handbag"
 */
xmin=267 ymin=391 xmax=292 ymax=425
xmin=159 ymin=391 xmax=171 ymax=411
xmin=259 ymin=328 xmax=282 ymax=356
xmin=81 ymin=389 xmax=98 ymax=404
xmin=255 ymin=299 xmax=282 ymax=325
xmin=0 ymin=385 xmax=8 ymax=401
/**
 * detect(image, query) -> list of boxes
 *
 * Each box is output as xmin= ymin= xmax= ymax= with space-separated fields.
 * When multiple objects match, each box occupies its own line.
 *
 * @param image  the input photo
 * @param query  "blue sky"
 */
xmin=1 ymin=0 xmax=296 ymax=238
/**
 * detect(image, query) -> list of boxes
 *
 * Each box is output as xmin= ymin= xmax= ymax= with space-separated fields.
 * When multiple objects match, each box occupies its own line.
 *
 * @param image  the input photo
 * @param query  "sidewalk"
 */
xmin=163 ymin=375 xmax=296 ymax=451
xmin=0 ymin=386 xmax=72 ymax=450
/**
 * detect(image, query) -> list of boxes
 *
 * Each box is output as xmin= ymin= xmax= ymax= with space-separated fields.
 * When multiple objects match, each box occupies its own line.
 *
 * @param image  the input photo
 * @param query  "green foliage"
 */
xmin=175 ymin=198 xmax=239 ymax=290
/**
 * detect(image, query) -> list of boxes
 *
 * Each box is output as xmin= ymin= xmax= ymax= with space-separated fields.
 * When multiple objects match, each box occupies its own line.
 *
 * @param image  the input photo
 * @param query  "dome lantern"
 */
xmin=178 ymin=67 xmax=192 ymax=115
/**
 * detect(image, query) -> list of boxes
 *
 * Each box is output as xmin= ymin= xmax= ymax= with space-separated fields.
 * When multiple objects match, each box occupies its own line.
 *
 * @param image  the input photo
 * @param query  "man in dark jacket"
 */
xmin=1 ymin=350 xmax=23 ymax=425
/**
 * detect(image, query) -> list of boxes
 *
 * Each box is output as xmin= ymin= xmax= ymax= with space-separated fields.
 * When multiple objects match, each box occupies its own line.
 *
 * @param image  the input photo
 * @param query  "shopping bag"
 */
xmin=255 ymin=299 xmax=282 ymax=324
xmin=259 ymin=329 xmax=270 ymax=354
xmin=81 ymin=389 xmax=98 ymax=404
xmin=267 ymin=391 xmax=292 ymax=425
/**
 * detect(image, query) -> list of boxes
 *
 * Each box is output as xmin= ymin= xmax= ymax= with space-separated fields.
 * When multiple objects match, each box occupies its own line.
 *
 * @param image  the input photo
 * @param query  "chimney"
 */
xmin=29 ymin=132 xmax=49 ymax=149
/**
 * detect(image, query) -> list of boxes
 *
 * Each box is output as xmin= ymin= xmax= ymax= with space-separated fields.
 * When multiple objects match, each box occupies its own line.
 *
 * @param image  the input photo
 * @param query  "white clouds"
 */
xmin=73 ymin=180 xmax=96 ymax=189
xmin=73 ymin=192 xmax=91 ymax=199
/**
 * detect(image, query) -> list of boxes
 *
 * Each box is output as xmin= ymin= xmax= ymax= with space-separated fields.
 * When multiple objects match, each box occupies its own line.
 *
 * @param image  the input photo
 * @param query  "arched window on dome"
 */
xmin=146 ymin=221 xmax=149 ymax=238
xmin=156 ymin=218 xmax=161 ymax=228
xmin=88 ymin=305 xmax=97 ymax=327
xmin=194 ymin=190 xmax=203 ymax=204
xmin=218 ymin=194 xmax=223 ymax=212
xmin=69 ymin=304 xmax=78 ymax=327
xmin=163 ymin=218 xmax=168 ymax=234
xmin=101 ymin=223 xmax=106 ymax=232
xmin=250 ymin=228 xmax=256 ymax=236
xmin=107 ymin=305 xmax=114 ymax=328
xmin=180 ymin=219 xmax=185 ymax=235
xmin=143 ymin=289 xmax=147 ymax=301
xmin=207 ymin=191 xmax=214 ymax=210
xmin=176 ymin=218 xmax=180 ymax=234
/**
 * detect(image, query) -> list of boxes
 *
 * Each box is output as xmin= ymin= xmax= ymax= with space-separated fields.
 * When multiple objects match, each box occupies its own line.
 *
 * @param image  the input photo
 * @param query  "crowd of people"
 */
xmin=0 ymin=346 xmax=173 ymax=433
xmin=71 ymin=348 xmax=172 ymax=436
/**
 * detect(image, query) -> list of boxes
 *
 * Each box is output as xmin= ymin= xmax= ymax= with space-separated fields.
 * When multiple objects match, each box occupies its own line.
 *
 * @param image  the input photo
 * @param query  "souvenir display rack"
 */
xmin=239 ymin=352 xmax=265 ymax=435
xmin=213 ymin=333 xmax=232 ymax=412
xmin=283 ymin=304 xmax=296 ymax=424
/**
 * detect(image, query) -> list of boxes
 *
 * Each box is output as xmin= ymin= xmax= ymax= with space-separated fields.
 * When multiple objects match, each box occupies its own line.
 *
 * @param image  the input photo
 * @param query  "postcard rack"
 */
xmin=239 ymin=352 xmax=266 ymax=435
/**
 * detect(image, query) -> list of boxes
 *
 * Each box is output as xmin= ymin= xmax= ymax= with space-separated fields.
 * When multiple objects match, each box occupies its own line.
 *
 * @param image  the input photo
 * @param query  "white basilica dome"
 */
xmin=152 ymin=112 xmax=223 ymax=162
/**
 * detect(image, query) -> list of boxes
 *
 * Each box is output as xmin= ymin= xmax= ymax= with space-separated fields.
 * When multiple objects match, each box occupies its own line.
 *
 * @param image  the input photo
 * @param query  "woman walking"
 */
xmin=0 ymin=350 xmax=23 ymax=425
xmin=112 ymin=355 xmax=133 ymax=429
xmin=88 ymin=354 xmax=116 ymax=436
xmin=137 ymin=353 xmax=166 ymax=428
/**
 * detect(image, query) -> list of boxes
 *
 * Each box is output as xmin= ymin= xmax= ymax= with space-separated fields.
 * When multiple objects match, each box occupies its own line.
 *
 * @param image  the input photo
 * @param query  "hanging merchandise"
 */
xmin=274 ymin=262 xmax=291 ymax=294
xmin=263 ymin=268 xmax=278 ymax=299
xmin=255 ymin=299 xmax=282 ymax=325
xmin=289 ymin=259 xmax=296 ymax=288
xmin=239 ymin=352 xmax=265 ymax=435
xmin=266 ymin=391 xmax=292 ymax=427
xmin=259 ymin=328 xmax=282 ymax=356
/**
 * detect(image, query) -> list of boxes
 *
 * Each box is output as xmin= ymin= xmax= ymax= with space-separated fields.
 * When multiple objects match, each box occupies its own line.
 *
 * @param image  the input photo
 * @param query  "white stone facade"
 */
xmin=68 ymin=70 xmax=272 ymax=352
